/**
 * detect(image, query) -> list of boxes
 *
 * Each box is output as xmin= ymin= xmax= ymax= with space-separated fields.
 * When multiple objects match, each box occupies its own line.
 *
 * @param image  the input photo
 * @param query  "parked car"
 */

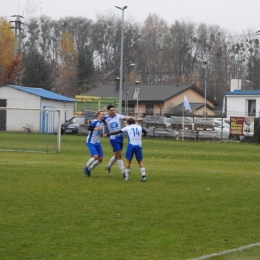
xmin=214 ymin=118 xmax=230 ymax=129
xmin=61 ymin=116 xmax=85 ymax=134
xmin=214 ymin=121 xmax=243 ymax=141
xmin=214 ymin=121 xmax=230 ymax=140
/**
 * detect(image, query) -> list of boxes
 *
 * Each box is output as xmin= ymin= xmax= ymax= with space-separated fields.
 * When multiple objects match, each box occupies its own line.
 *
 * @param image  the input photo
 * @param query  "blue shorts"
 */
xmin=87 ymin=143 xmax=103 ymax=157
xmin=110 ymin=139 xmax=123 ymax=153
xmin=125 ymin=145 xmax=143 ymax=162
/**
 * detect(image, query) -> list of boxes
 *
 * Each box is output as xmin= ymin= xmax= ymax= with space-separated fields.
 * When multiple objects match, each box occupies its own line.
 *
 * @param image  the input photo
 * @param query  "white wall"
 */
xmin=0 ymin=86 xmax=41 ymax=108
xmin=40 ymin=98 xmax=74 ymax=124
xmin=6 ymin=109 xmax=41 ymax=132
xmin=0 ymin=86 xmax=75 ymax=133
xmin=226 ymin=95 xmax=260 ymax=118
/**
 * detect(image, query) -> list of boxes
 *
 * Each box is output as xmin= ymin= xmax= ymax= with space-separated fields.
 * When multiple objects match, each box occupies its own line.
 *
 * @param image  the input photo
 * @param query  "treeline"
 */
xmin=0 ymin=13 xmax=259 ymax=104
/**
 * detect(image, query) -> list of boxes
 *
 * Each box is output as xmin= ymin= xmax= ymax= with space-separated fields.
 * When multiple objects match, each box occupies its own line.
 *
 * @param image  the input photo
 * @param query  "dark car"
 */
xmin=61 ymin=116 xmax=85 ymax=135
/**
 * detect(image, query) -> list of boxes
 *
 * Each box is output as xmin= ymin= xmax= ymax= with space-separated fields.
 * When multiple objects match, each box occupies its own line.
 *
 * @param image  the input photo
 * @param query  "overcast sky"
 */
xmin=1 ymin=0 xmax=260 ymax=35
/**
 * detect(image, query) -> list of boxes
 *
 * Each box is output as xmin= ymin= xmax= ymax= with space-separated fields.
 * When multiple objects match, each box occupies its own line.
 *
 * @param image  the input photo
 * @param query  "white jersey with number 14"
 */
xmin=121 ymin=124 xmax=143 ymax=147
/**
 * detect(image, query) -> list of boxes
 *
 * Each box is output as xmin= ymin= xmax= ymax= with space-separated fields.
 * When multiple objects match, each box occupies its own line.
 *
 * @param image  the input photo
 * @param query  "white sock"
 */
xmin=89 ymin=160 xmax=101 ymax=170
xmin=107 ymin=156 xmax=117 ymax=167
xmin=117 ymin=160 xmax=125 ymax=174
xmin=125 ymin=169 xmax=130 ymax=178
xmin=86 ymin=158 xmax=95 ymax=168
xmin=140 ymin=167 xmax=146 ymax=177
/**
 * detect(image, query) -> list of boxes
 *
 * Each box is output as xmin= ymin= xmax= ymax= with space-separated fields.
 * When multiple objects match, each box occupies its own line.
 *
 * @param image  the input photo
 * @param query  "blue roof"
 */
xmin=6 ymin=85 xmax=76 ymax=102
xmin=225 ymin=90 xmax=260 ymax=95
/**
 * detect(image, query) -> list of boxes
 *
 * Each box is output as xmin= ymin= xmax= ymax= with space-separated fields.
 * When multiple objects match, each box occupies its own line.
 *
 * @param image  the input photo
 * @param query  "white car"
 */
xmin=214 ymin=121 xmax=244 ymax=141
xmin=214 ymin=122 xmax=230 ymax=140
xmin=214 ymin=118 xmax=230 ymax=129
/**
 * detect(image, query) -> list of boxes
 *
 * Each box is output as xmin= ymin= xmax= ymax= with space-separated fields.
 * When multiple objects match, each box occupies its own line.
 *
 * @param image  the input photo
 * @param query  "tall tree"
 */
xmin=0 ymin=55 xmax=22 ymax=85
xmin=59 ymin=17 xmax=96 ymax=90
xmin=22 ymin=50 xmax=52 ymax=89
xmin=54 ymin=31 xmax=78 ymax=96
xmin=138 ymin=14 xmax=169 ymax=84
xmin=168 ymin=20 xmax=197 ymax=83
xmin=77 ymin=47 xmax=95 ymax=92
xmin=91 ymin=13 xmax=120 ymax=80
xmin=0 ymin=17 xmax=15 ymax=81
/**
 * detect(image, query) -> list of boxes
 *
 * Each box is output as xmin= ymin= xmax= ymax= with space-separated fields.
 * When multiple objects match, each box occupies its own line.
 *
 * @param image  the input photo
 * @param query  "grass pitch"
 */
xmin=1 ymin=135 xmax=260 ymax=259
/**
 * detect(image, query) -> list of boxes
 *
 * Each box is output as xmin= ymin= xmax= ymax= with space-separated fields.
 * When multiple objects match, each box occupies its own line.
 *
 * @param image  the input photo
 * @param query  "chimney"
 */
xmin=230 ymin=79 xmax=241 ymax=92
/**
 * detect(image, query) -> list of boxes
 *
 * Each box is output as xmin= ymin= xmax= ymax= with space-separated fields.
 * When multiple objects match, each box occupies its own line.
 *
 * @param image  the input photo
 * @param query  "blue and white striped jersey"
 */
xmin=121 ymin=124 xmax=144 ymax=147
xmin=104 ymin=114 xmax=125 ymax=141
xmin=86 ymin=119 xmax=104 ymax=144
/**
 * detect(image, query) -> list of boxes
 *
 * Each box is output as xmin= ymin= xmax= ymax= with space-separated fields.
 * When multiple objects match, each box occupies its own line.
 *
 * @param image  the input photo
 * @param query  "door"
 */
xmin=0 ymin=99 xmax=7 ymax=131
xmin=42 ymin=106 xmax=55 ymax=133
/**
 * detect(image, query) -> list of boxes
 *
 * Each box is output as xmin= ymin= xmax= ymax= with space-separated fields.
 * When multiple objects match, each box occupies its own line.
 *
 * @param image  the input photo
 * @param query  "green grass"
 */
xmin=1 ymin=136 xmax=260 ymax=259
xmin=0 ymin=132 xmax=58 ymax=153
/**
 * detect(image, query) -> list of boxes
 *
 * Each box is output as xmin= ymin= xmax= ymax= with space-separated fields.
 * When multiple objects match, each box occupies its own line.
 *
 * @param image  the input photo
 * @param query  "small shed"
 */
xmin=0 ymin=85 xmax=76 ymax=132
xmin=224 ymin=89 xmax=259 ymax=118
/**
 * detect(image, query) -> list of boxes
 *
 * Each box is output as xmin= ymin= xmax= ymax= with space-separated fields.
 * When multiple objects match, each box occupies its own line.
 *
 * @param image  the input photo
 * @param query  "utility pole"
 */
xmin=202 ymin=61 xmax=208 ymax=118
xmin=10 ymin=15 xmax=24 ymax=84
xmin=10 ymin=15 xmax=24 ymax=57
xmin=115 ymin=6 xmax=127 ymax=114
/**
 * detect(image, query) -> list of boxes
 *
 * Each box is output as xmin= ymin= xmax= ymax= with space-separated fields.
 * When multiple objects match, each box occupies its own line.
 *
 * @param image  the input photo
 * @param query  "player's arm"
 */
xmin=122 ymin=116 xmax=131 ymax=121
xmin=88 ymin=125 xmax=94 ymax=131
xmin=101 ymin=120 xmax=108 ymax=134
xmin=122 ymin=116 xmax=143 ymax=123
xmin=142 ymin=128 xmax=147 ymax=137
xmin=104 ymin=130 xmax=123 ymax=137
xmin=88 ymin=121 xmax=101 ymax=131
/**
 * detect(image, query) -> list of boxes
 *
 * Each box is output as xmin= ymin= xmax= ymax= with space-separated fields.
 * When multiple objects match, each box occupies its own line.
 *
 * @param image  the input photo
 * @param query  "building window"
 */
xmin=127 ymin=104 xmax=135 ymax=117
xmin=146 ymin=105 xmax=154 ymax=115
xmin=248 ymin=100 xmax=256 ymax=116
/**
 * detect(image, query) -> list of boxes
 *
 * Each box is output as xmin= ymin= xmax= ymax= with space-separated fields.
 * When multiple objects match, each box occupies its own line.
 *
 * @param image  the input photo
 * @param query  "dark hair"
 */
xmin=127 ymin=118 xmax=135 ymax=125
xmin=107 ymin=104 xmax=115 ymax=110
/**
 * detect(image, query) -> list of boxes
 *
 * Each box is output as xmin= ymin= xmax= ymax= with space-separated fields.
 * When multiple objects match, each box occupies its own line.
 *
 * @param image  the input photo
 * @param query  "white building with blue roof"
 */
xmin=0 ymin=85 xmax=76 ymax=132
xmin=224 ymin=89 xmax=259 ymax=119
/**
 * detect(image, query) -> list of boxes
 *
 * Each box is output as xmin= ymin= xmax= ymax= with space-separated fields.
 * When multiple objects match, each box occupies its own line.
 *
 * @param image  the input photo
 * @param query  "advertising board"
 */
xmin=230 ymin=117 xmax=254 ymax=137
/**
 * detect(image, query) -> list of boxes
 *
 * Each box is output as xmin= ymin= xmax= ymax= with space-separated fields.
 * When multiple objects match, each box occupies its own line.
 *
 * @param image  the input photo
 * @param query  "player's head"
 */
xmin=107 ymin=104 xmax=116 ymax=117
xmin=96 ymin=110 xmax=105 ymax=120
xmin=127 ymin=118 xmax=135 ymax=125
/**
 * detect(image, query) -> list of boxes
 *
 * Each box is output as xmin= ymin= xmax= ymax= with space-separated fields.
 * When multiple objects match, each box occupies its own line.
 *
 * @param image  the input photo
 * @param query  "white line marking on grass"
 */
xmin=188 ymin=242 xmax=260 ymax=260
